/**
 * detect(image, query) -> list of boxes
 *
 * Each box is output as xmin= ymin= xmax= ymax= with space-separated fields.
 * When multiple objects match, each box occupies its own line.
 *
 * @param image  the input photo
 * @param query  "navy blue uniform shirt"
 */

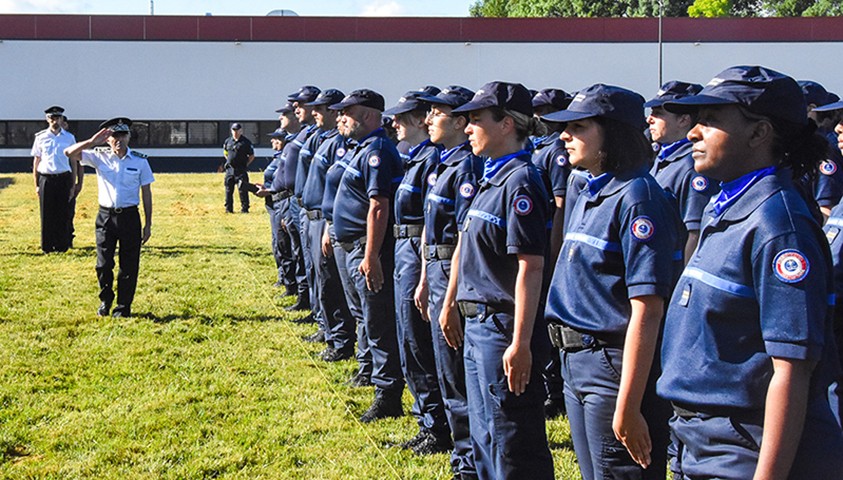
xmin=395 ymin=139 xmax=442 ymax=225
xmin=273 ymin=124 xmax=316 ymax=193
xmin=424 ymin=142 xmax=484 ymax=247
xmin=295 ymin=126 xmax=326 ymax=199
xmin=456 ymin=153 xmax=549 ymax=310
xmin=545 ymin=168 xmax=681 ymax=337
xmin=531 ymin=135 xmax=570 ymax=200
xmin=814 ymin=129 xmax=843 ymax=208
xmin=659 ymin=168 xmax=838 ymax=411
xmin=332 ymin=128 xmax=403 ymax=243
xmin=264 ymin=151 xmax=282 ymax=188
xmin=223 ymin=135 xmax=254 ymax=172
xmin=302 ymin=129 xmax=347 ymax=211
xmin=825 ymin=202 xmax=843 ymax=307
xmin=650 ymin=139 xmax=719 ymax=231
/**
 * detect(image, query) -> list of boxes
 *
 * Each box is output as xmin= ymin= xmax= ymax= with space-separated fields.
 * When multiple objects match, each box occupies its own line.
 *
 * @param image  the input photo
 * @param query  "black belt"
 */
xmin=271 ymin=190 xmax=293 ymax=202
xmin=425 ymin=244 xmax=455 ymax=261
xmin=39 ymin=171 xmax=72 ymax=177
xmin=458 ymin=301 xmax=511 ymax=318
xmin=547 ymin=324 xmax=623 ymax=352
xmin=305 ymin=209 xmax=323 ymax=221
xmin=671 ymin=402 xmax=764 ymax=422
xmin=338 ymin=236 xmax=366 ymax=253
xmin=394 ymin=224 xmax=423 ymax=238
xmin=99 ymin=205 xmax=138 ymax=214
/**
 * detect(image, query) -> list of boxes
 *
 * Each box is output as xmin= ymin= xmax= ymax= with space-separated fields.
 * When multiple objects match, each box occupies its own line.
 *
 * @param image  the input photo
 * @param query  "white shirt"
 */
xmin=80 ymin=148 xmax=154 ymax=208
xmin=30 ymin=128 xmax=76 ymax=174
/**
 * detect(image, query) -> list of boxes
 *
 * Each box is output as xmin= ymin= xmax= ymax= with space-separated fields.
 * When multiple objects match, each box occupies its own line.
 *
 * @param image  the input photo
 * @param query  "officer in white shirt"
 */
xmin=31 ymin=105 xmax=78 ymax=252
xmin=65 ymin=117 xmax=154 ymax=318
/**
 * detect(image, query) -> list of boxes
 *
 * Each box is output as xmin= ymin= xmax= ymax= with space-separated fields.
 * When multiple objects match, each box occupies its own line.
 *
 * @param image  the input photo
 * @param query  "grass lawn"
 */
xmin=0 ymin=172 xmax=580 ymax=479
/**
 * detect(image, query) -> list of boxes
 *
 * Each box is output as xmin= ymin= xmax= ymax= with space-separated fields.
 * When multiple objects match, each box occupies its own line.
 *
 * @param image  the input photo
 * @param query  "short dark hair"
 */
xmin=595 ymin=116 xmax=653 ymax=174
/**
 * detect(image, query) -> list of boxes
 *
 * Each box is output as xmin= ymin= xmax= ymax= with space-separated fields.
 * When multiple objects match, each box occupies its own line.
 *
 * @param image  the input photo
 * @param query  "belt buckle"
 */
xmin=114 ymin=207 xmax=123 ymax=214
xmin=581 ymin=334 xmax=595 ymax=348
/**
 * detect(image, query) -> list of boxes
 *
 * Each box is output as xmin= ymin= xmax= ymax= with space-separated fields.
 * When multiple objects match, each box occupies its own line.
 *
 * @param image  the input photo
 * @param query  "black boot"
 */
xmin=285 ymin=293 xmax=310 ymax=312
xmin=360 ymin=390 xmax=403 ymax=423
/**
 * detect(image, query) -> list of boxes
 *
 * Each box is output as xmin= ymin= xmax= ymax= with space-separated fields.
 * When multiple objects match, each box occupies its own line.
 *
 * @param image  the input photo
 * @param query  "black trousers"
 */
xmin=224 ymin=169 xmax=250 ymax=212
xmin=38 ymin=172 xmax=73 ymax=252
xmin=95 ymin=206 xmax=142 ymax=309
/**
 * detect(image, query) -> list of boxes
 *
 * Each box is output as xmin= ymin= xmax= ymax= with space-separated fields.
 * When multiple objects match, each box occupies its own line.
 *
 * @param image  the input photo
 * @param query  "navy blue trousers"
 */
xmin=562 ymin=346 xmax=670 ymax=480
xmin=394 ymin=237 xmax=449 ymax=435
xmin=331 ymin=224 xmax=371 ymax=376
xmin=344 ymin=238 xmax=403 ymax=393
xmin=282 ymin=199 xmax=308 ymax=299
xmin=266 ymin=199 xmax=295 ymax=288
xmin=308 ymin=217 xmax=355 ymax=353
xmin=463 ymin=309 xmax=554 ymax=480
xmin=427 ymin=257 xmax=475 ymax=477
xmin=298 ymin=206 xmax=324 ymax=332
xmin=223 ymin=169 xmax=249 ymax=212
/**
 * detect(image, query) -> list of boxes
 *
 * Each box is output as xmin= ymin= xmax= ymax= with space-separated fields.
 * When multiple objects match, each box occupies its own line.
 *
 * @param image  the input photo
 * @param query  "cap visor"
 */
xmin=662 ymin=94 xmax=734 ymax=113
xmin=417 ymin=94 xmax=453 ymax=106
xmin=814 ymin=100 xmax=843 ymax=112
xmin=328 ymin=100 xmax=355 ymax=111
xmin=383 ymin=104 xmax=416 ymax=116
xmin=643 ymin=98 xmax=665 ymax=108
xmin=451 ymin=98 xmax=497 ymax=114
xmin=541 ymin=109 xmax=596 ymax=123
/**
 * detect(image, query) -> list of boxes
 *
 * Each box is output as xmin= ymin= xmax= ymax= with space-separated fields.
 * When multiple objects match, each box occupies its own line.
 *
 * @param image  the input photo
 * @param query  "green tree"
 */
xmin=688 ymin=0 xmax=733 ymax=16
xmin=469 ymin=0 xmax=842 ymax=16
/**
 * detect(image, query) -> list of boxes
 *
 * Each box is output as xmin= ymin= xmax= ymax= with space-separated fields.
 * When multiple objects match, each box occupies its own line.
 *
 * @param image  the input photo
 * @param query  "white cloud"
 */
xmin=360 ymin=0 xmax=404 ymax=16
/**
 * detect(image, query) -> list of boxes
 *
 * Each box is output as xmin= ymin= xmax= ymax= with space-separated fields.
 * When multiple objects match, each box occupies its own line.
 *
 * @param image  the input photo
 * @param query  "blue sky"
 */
xmin=0 ymin=0 xmax=476 ymax=16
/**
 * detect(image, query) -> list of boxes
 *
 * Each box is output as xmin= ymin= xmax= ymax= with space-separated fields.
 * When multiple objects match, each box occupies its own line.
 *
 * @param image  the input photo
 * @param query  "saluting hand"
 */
xmin=359 ymin=256 xmax=383 ymax=293
xmin=439 ymin=304 xmax=463 ymax=349
xmin=503 ymin=342 xmax=532 ymax=396
xmin=91 ymin=128 xmax=112 ymax=145
xmin=613 ymin=409 xmax=652 ymax=470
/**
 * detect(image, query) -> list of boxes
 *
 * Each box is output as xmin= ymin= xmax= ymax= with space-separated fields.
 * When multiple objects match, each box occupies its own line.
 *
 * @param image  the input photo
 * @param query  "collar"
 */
xmin=441 ymin=141 xmax=470 ymax=165
xmin=408 ymin=139 xmax=434 ymax=159
xmin=657 ymin=138 xmax=691 ymax=162
xmin=483 ymin=150 xmax=531 ymax=186
xmin=586 ymin=167 xmax=651 ymax=199
xmin=358 ymin=127 xmax=386 ymax=146
xmin=483 ymin=149 xmax=529 ymax=182
xmin=586 ymin=172 xmax=614 ymax=196
xmin=320 ymin=128 xmax=339 ymax=139
xmin=712 ymin=166 xmax=778 ymax=217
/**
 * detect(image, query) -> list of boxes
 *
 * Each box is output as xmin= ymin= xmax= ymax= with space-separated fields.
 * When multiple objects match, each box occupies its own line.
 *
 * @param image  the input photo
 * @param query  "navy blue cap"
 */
xmin=44 ymin=105 xmax=65 ymax=115
xmin=644 ymin=81 xmax=703 ymax=108
xmin=230 ymin=122 xmax=242 ymax=130
xmin=532 ymin=88 xmax=572 ymax=111
xmin=267 ymin=128 xmax=287 ymax=139
xmin=419 ymin=85 xmax=475 ymax=108
xmin=287 ymin=85 xmax=321 ymax=103
xmin=99 ymin=117 xmax=132 ymax=133
xmin=542 ymin=84 xmax=645 ymax=128
xmin=663 ymin=66 xmax=807 ymax=126
xmin=383 ymin=91 xmax=432 ymax=116
xmin=329 ymin=89 xmax=385 ymax=112
xmin=452 ymin=81 xmax=533 ymax=116
xmin=814 ymin=100 xmax=843 ymax=113
xmin=829 ymin=92 xmax=841 ymax=104
xmin=798 ymin=80 xmax=834 ymax=107
xmin=305 ymin=88 xmax=345 ymax=107
xmin=275 ymin=102 xmax=295 ymax=114
xmin=418 ymin=85 xmax=441 ymax=96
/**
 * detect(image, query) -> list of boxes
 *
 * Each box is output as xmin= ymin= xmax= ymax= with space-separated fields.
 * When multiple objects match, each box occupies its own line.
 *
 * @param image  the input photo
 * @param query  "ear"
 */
xmin=677 ymin=113 xmax=693 ymax=130
xmin=453 ymin=115 xmax=468 ymax=131
xmin=748 ymin=119 xmax=774 ymax=148
xmin=500 ymin=114 xmax=515 ymax=134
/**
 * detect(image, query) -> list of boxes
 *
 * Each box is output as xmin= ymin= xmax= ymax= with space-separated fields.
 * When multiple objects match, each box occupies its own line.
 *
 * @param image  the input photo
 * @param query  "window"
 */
xmin=188 ymin=122 xmax=218 ymax=145
xmin=149 ymin=121 xmax=187 ymax=146
xmin=0 ymin=122 xmax=6 ymax=146
xmin=7 ymin=121 xmax=45 ymax=147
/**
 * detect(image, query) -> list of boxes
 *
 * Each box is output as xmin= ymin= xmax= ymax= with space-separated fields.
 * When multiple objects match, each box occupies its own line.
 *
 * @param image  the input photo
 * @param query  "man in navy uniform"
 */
xmin=65 ymin=117 xmax=154 ymax=318
xmin=329 ymin=89 xmax=406 ymax=421
xmin=31 ymin=105 xmax=78 ymax=253
xmin=222 ymin=122 xmax=255 ymax=213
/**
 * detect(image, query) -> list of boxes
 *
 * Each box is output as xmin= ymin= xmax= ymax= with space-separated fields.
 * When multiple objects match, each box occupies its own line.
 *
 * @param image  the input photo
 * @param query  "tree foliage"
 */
xmin=468 ymin=0 xmax=843 ymax=17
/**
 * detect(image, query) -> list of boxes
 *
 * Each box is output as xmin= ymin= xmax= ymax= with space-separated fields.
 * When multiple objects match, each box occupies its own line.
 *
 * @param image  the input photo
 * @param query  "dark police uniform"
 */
xmin=263 ymin=130 xmax=296 ymax=291
xmin=79 ymin=120 xmax=154 ymax=318
xmin=31 ymin=112 xmax=77 ymax=253
xmin=222 ymin=130 xmax=254 ymax=213
xmin=658 ymin=66 xmax=843 ymax=480
xmin=423 ymin=139 xmax=483 ymax=477
xmin=823 ymin=201 xmax=843 ymax=427
xmin=332 ymin=127 xmax=405 ymax=402
xmin=814 ymin=131 xmax=843 ymax=210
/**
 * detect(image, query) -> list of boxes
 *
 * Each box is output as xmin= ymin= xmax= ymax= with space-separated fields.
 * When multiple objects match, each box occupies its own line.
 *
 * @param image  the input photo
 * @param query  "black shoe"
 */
xmin=97 ymin=302 xmax=111 ymax=317
xmin=291 ymin=313 xmax=316 ymax=325
xmin=322 ymin=348 xmax=353 ymax=362
xmin=225 ymin=209 xmax=234 ymax=214
xmin=112 ymin=305 xmax=131 ymax=318
xmin=283 ymin=285 xmax=297 ymax=297
xmin=285 ymin=294 xmax=311 ymax=312
xmin=544 ymin=397 xmax=566 ymax=419
xmin=240 ymin=209 xmax=249 ymax=214
xmin=399 ymin=430 xmax=429 ymax=450
xmin=411 ymin=432 xmax=453 ymax=455
xmin=346 ymin=371 xmax=373 ymax=387
xmin=359 ymin=392 xmax=403 ymax=423
xmin=303 ymin=330 xmax=326 ymax=343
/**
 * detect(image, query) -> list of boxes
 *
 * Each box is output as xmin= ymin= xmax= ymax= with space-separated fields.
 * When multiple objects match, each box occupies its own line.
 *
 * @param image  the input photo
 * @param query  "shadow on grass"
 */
xmin=0 ymin=177 xmax=14 ymax=191
xmin=0 ymin=244 xmax=264 ymax=258
xmin=549 ymin=438 xmax=576 ymax=451
xmin=139 ymin=311 xmax=279 ymax=324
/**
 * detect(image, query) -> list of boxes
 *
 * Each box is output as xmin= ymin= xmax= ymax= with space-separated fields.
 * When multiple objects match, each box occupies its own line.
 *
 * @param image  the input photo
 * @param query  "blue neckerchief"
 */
xmin=712 ymin=166 xmax=777 ymax=216
xmin=657 ymin=138 xmax=690 ymax=161
xmin=586 ymin=172 xmax=614 ymax=196
xmin=408 ymin=139 xmax=432 ymax=158
xmin=483 ymin=150 xmax=529 ymax=182
xmin=359 ymin=127 xmax=385 ymax=144
xmin=441 ymin=141 xmax=469 ymax=163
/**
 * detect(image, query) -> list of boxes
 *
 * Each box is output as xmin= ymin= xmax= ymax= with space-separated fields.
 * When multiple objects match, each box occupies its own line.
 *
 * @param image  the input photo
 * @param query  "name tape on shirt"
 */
xmin=691 ymin=176 xmax=709 ymax=192
xmin=630 ymin=216 xmax=656 ymax=241
xmin=820 ymin=160 xmax=837 ymax=176
xmin=773 ymin=249 xmax=810 ymax=283
xmin=513 ymin=195 xmax=534 ymax=216
xmin=459 ymin=183 xmax=476 ymax=199
xmin=368 ymin=155 xmax=380 ymax=167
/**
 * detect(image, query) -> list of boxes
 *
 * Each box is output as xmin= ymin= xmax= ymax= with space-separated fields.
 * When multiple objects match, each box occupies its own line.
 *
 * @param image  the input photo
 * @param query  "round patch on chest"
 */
xmin=691 ymin=176 xmax=709 ymax=192
xmin=773 ymin=249 xmax=810 ymax=283
xmin=336 ymin=147 xmax=346 ymax=158
xmin=513 ymin=195 xmax=534 ymax=216
xmin=368 ymin=155 xmax=380 ymax=167
xmin=820 ymin=160 xmax=837 ymax=176
xmin=630 ymin=216 xmax=655 ymax=241
xmin=459 ymin=183 xmax=476 ymax=199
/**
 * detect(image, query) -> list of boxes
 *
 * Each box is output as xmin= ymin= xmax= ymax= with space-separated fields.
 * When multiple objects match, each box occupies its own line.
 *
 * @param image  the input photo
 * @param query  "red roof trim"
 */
xmin=1 ymin=15 xmax=842 ymax=42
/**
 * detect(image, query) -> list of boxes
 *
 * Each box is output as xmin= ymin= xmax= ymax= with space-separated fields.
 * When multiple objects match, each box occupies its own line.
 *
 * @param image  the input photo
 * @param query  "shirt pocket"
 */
xmin=122 ymin=167 xmax=141 ymax=190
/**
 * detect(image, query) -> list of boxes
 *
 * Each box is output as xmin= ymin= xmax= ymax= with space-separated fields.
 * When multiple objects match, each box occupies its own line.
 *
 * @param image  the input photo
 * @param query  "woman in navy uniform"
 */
xmin=439 ymin=81 xmax=554 ymax=480
xmin=658 ymin=66 xmax=843 ymax=479
xmin=543 ymin=85 xmax=680 ymax=480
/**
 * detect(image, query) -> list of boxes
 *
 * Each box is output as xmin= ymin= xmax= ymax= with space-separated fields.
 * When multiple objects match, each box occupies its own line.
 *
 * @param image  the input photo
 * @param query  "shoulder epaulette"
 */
xmin=34 ymin=128 xmax=49 ymax=137
xmin=131 ymin=150 xmax=148 ymax=159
